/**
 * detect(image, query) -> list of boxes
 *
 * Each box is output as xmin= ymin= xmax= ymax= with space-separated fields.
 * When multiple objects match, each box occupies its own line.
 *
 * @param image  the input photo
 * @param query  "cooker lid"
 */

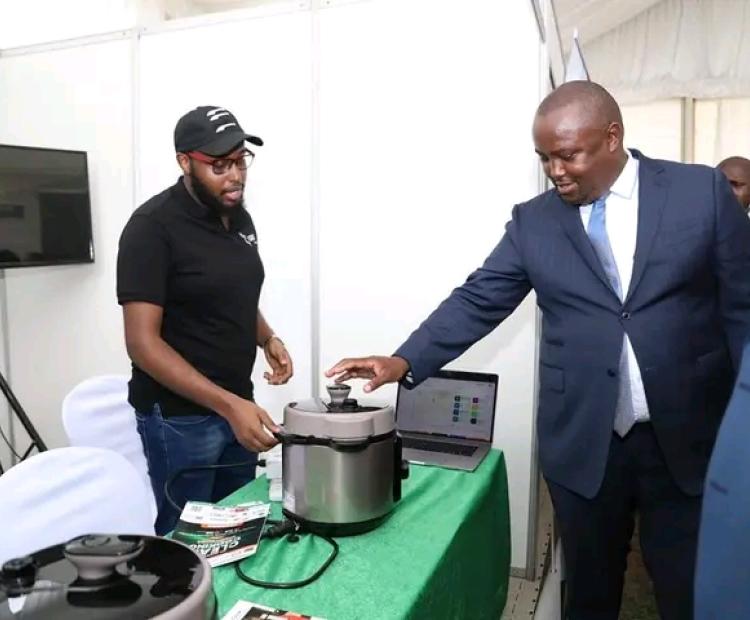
xmin=0 ymin=534 xmax=213 ymax=620
xmin=283 ymin=385 xmax=395 ymax=440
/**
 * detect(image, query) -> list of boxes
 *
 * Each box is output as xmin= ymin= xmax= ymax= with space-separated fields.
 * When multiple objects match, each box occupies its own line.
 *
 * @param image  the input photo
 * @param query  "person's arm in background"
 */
xmin=326 ymin=205 xmax=533 ymax=391
xmin=256 ymin=310 xmax=293 ymax=385
xmin=118 ymin=215 xmax=278 ymax=453
xmin=711 ymin=168 xmax=750 ymax=368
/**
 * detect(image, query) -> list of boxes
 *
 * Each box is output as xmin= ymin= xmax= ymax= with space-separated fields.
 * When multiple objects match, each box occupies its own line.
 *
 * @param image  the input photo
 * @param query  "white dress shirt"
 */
xmin=579 ymin=150 xmax=650 ymax=422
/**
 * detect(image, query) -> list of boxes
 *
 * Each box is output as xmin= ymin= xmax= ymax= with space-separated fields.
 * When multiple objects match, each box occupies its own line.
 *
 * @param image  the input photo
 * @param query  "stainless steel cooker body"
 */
xmin=278 ymin=385 xmax=409 ymax=536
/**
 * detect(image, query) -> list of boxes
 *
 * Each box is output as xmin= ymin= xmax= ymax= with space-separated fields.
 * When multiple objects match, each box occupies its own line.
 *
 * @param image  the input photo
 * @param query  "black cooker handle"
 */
xmin=275 ymin=428 xmax=387 ymax=453
xmin=273 ymin=426 xmax=291 ymax=445
xmin=327 ymin=438 xmax=371 ymax=452
xmin=394 ymin=433 xmax=409 ymax=502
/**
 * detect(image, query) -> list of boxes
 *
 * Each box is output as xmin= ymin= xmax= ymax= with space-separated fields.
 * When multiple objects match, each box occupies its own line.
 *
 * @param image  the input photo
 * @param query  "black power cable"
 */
xmin=0 ymin=368 xmax=47 ymax=473
xmin=234 ymin=521 xmax=339 ymax=589
xmin=0 ymin=422 xmax=21 ymax=460
xmin=165 ymin=461 xmax=339 ymax=589
xmin=0 ymin=369 xmax=46 ymax=457
xmin=0 ymin=420 xmax=24 ymax=474
xmin=164 ymin=460 xmax=262 ymax=513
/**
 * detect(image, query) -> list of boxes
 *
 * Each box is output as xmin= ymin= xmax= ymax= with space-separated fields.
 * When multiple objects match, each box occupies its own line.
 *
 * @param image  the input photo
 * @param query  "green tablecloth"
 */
xmin=212 ymin=449 xmax=510 ymax=620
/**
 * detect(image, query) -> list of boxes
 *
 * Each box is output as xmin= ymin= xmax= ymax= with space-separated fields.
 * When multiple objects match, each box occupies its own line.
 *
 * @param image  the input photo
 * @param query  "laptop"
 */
xmin=396 ymin=369 xmax=498 ymax=472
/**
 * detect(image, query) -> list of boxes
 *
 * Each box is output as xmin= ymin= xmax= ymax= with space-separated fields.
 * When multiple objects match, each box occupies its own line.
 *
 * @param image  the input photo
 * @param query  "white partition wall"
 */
xmin=0 ymin=0 xmax=137 ymax=49
xmin=317 ymin=0 xmax=543 ymax=570
xmin=0 ymin=39 xmax=134 ymax=450
xmin=0 ymin=0 xmax=545 ymax=573
xmin=0 ymin=276 xmax=12 ymax=468
xmin=137 ymin=11 xmax=314 ymax=420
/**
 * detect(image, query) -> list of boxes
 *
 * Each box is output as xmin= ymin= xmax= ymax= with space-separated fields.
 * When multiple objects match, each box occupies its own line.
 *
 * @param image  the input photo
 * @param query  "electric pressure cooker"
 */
xmin=277 ymin=385 xmax=410 ymax=536
xmin=0 ymin=534 xmax=215 ymax=620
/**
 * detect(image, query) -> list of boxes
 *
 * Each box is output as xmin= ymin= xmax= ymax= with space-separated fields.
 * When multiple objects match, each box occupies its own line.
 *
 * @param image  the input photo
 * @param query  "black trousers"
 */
xmin=546 ymin=423 xmax=702 ymax=620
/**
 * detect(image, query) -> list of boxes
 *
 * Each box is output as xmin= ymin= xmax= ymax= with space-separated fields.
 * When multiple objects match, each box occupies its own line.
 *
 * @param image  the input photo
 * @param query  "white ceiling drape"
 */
xmin=580 ymin=0 xmax=750 ymax=103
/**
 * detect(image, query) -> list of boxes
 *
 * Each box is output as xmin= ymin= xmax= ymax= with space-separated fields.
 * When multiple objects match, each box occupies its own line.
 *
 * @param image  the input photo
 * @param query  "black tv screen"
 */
xmin=0 ymin=144 xmax=94 ymax=269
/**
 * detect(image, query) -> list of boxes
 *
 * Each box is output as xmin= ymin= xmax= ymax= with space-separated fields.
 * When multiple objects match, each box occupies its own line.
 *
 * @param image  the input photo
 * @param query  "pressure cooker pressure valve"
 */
xmin=63 ymin=535 xmax=145 ymax=582
xmin=326 ymin=384 xmax=351 ymax=406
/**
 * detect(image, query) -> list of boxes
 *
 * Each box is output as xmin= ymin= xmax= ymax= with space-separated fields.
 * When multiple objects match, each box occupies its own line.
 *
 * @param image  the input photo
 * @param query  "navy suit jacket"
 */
xmin=694 ymin=340 xmax=750 ymax=618
xmin=395 ymin=150 xmax=750 ymax=498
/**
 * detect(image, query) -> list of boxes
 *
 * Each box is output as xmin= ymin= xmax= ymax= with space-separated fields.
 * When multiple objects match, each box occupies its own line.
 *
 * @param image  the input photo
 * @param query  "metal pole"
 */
xmin=0 ymin=369 xmax=46 ymax=454
xmin=0 ymin=270 xmax=47 ymax=463
xmin=0 ymin=270 xmax=15 ymax=465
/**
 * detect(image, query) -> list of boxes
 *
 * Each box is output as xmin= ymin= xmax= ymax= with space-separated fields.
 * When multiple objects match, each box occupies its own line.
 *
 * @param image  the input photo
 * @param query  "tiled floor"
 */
xmin=620 ymin=523 xmax=659 ymax=620
xmin=505 ymin=553 xmax=659 ymax=619
xmin=503 ymin=575 xmax=543 ymax=618
xmin=501 ymin=483 xmax=660 ymax=620
xmin=501 ymin=480 xmax=554 ymax=618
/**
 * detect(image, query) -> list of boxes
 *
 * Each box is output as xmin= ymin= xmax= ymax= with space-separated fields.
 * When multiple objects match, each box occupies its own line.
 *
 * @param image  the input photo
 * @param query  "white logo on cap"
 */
xmin=205 ymin=108 xmax=238 ymax=133
xmin=207 ymin=108 xmax=230 ymax=120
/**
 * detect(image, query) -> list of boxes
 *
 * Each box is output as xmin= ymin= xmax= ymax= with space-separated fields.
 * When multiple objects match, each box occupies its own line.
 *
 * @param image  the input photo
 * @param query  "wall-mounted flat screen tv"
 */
xmin=0 ymin=144 xmax=94 ymax=269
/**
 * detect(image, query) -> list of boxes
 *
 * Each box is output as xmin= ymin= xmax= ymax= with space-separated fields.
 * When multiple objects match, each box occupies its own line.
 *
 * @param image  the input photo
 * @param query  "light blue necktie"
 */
xmin=586 ymin=195 xmax=636 ymax=437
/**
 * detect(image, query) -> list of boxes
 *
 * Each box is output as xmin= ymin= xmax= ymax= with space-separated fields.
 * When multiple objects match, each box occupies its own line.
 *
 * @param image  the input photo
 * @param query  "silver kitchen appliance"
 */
xmin=0 ymin=534 xmax=215 ymax=620
xmin=277 ymin=385 xmax=409 ymax=536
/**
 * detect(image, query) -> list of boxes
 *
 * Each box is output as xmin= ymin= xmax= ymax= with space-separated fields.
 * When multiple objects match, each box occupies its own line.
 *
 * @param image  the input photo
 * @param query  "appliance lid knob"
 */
xmin=326 ymin=383 xmax=351 ymax=406
xmin=63 ymin=535 xmax=144 ymax=582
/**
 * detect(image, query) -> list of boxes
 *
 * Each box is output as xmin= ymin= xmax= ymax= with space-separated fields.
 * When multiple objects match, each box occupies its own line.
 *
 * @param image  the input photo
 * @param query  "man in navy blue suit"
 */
xmin=694 ymin=340 xmax=750 ymax=619
xmin=327 ymin=81 xmax=750 ymax=619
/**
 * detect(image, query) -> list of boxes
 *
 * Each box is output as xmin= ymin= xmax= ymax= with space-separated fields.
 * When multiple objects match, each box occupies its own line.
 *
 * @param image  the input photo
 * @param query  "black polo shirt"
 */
xmin=117 ymin=178 xmax=264 ymax=416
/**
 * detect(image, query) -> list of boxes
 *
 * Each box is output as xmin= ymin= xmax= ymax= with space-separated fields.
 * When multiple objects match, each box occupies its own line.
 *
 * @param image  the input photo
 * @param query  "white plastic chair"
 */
xmin=0 ymin=446 xmax=155 ymax=565
xmin=61 ymin=374 xmax=156 ymax=520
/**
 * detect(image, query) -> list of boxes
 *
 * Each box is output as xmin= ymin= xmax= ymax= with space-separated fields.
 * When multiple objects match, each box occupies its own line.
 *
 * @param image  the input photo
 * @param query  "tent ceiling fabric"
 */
xmin=553 ymin=0 xmax=664 ymax=51
xmin=554 ymin=0 xmax=750 ymax=103
xmin=139 ymin=1 xmax=750 ymax=103
xmin=161 ymin=0 xmax=287 ymax=19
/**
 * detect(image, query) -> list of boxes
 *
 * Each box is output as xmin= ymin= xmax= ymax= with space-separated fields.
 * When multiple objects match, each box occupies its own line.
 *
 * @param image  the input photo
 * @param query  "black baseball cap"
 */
xmin=174 ymin=106 xmax=263 ymax=156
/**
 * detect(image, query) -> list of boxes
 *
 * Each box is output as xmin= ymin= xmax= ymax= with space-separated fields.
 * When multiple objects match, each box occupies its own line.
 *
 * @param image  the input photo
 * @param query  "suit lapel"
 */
xmin=624 ymin=151 xmax=668 ymax=304
xmin=553 ymin=194 xmax=616 ymax=295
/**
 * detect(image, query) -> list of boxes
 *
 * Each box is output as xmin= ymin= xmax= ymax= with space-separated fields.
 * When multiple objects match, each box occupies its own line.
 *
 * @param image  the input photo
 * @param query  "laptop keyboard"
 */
xmin=402 ymin=437 xmax=477 ymax=457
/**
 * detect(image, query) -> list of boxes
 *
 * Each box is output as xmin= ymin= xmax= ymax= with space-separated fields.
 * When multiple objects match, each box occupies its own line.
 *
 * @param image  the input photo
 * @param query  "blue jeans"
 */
xmin=135 ymin=404 xmax=257 ymax=535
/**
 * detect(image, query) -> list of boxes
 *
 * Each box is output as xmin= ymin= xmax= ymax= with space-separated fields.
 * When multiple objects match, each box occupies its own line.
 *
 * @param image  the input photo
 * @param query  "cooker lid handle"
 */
xmin=273 ymin=425 xmax=291 ymax=445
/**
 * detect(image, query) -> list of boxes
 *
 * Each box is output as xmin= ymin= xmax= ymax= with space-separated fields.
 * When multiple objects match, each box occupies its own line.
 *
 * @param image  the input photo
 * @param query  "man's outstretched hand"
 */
xmin=325 ymin=356 xmax=410 ymax=393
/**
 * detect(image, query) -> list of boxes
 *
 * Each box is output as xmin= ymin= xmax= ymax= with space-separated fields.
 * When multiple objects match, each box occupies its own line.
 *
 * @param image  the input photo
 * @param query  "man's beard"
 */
xmin=188 ymin=164 xmax=244 ymax=217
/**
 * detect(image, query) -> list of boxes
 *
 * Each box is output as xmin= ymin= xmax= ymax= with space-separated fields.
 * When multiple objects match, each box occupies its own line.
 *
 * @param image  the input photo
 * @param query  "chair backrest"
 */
xmin=61 ymin=374 xmax=156 ymax=517
xmin=0 ymin=446 xmax=155 ymax=564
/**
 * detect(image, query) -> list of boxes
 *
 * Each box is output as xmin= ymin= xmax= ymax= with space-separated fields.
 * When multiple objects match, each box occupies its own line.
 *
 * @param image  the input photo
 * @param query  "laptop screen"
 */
xmin=396 ymin=370 xmax=498 ymax=441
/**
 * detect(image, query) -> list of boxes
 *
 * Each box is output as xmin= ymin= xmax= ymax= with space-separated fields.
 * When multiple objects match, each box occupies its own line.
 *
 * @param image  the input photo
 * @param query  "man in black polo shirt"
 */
xmin=117 ymin=106 xmax=292 ymax=534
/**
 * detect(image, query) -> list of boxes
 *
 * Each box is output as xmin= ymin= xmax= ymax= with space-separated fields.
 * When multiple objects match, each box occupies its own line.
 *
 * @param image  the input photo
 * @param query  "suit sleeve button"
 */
xmin=607 ymin=369 xmax=617 ymax=377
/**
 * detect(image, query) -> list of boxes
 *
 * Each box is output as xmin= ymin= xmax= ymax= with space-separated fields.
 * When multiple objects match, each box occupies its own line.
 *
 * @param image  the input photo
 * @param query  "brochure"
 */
xmin=221 ymin=600 xmax=326 ymax=620
xmin=172 ymin=501 xmax=270 ymax=567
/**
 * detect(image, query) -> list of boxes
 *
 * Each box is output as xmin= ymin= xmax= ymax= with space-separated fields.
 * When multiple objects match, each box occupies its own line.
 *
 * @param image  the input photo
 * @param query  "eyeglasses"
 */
xmin=187 ymin=149 xmax=255 ymax=175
